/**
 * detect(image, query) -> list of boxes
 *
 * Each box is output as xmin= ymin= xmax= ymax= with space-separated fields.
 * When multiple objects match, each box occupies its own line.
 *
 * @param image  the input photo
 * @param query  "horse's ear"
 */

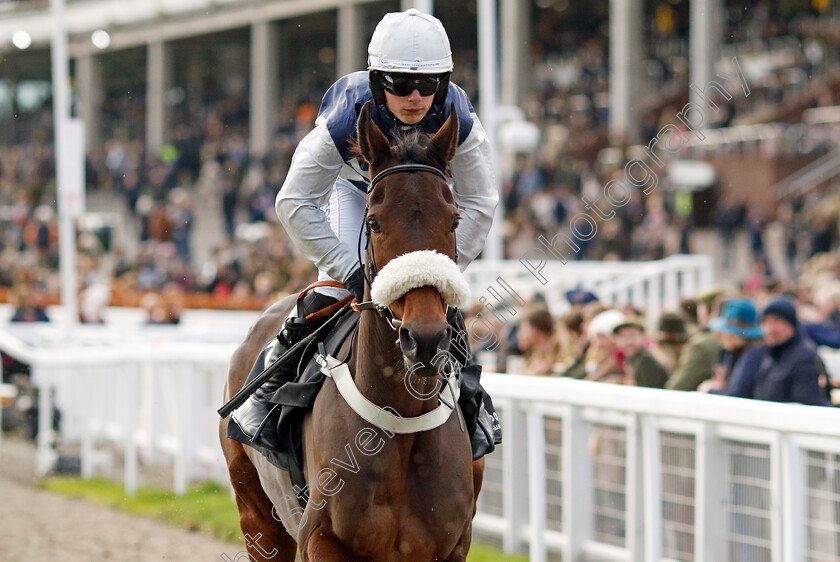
xmin=425 ymin=102 xmax=459 ymax=172
xmin=357 ymin=101 xmax=391 ymax=169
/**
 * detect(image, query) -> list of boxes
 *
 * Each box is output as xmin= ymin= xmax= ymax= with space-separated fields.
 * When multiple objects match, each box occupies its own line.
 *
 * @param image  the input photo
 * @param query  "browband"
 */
xmin=368 ymin=163 xmax=447 ymax=192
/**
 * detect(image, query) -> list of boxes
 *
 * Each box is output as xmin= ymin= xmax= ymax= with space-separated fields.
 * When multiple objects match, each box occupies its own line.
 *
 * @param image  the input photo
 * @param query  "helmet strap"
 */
xmin=433 ymin=73 xmax=451 ymax=106
xmin=369 ymin=71 xmax=387 ymax=106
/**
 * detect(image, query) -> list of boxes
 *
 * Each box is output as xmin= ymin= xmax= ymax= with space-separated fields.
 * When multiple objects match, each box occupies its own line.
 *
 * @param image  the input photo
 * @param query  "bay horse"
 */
xmin=220 ymin=101 xmax=484 ymax=561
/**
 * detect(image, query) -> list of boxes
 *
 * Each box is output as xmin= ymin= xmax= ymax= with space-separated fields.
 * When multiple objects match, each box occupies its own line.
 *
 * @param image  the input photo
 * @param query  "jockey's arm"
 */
xmin=275 ymin=118 xmax=360 ymax=285
xmin=449 ymin=113 xmax=499 ymax=270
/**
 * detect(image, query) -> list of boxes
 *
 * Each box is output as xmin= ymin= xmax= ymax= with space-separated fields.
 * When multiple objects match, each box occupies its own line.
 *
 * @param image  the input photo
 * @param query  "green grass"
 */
xmin=40 ymin=477 xmax=242 ymax=542
xmin=40 ymin=476 xmax=529 ymax=561
xmin=467 ymin=543 xmax=529 ymax=562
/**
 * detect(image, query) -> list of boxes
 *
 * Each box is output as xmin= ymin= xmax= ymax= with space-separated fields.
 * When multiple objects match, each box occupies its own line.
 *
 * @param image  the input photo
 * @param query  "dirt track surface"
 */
xmin=0 ymin=438 xmax=243 ymax=561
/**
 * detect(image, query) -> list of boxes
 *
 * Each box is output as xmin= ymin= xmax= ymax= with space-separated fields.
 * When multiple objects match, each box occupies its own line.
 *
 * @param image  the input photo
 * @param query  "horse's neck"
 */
xmin=353 ymin=313 xmax=442 ymax=419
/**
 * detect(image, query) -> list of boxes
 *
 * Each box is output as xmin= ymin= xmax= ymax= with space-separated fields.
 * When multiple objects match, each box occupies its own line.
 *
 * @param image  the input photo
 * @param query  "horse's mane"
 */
xmin=349 ymin=129 xmax=441 ymax=169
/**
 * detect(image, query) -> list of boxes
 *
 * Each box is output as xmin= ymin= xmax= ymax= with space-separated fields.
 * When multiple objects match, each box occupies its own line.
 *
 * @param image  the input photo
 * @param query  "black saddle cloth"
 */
xmin=227 ymin=306 xmax=502 ymax=498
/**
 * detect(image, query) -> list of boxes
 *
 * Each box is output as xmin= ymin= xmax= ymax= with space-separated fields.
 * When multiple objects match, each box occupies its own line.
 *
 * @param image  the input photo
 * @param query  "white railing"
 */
xmin=13 ymin=345 xmax=840 ymax=562
xmin=467 ymin=255 xmax=713 ymax=332
xmin=477 ymin=375 xmax=840 ymax=562
xmin=5 ymin=323 xmax=840 ymax=561
xmin=0 ymin=328 xmax=235 ymax=494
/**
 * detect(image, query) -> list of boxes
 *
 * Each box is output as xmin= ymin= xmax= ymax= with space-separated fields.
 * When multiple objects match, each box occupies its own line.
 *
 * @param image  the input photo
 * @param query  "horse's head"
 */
xmin=356 ymin=101 xmax=469 ymax=377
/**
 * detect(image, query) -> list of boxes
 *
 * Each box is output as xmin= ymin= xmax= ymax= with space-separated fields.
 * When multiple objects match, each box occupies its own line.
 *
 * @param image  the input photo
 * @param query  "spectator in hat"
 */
xmin=566 ymin=289 xmax=598 ymax=307
xmin=698 ymin=298 xmax=764 ymax=393
xmin=611 ymin=316 xmax=669 ymax=388
xmin=653 ymin=313 xmax=690 ymax=372
xmin=710 ymin=298 xmax=831 ymax=406
xmin=562 ymin=308 xmax=624 ymax=380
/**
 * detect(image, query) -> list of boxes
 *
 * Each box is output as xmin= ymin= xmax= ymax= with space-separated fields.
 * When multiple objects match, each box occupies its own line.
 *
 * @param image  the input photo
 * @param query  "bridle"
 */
xmin=333 ymin=161 xmax=464 ymax=434
xmin=354 ymin=162 xmax=457 ymax=332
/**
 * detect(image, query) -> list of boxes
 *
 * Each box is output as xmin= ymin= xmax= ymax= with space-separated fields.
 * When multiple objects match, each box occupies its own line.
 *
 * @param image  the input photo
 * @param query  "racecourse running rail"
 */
xmin=4 ymin=257 xmax=840 ymax=561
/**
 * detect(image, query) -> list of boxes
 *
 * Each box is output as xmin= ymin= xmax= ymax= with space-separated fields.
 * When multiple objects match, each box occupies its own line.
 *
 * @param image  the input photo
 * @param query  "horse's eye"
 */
xmin=451 ymin=215 xmax=461 ymax=231
xmin=367 ymin=217 xmax=381 ymax=233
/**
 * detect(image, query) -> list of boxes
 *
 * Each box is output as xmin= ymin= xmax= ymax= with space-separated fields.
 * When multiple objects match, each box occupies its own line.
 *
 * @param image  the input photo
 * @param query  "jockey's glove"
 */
xmin=344 ymin=266 xmax=366 ymax=301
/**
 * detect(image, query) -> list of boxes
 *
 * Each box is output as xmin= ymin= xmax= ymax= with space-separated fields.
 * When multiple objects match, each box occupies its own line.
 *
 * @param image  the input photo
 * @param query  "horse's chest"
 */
xmin=331 ymin=468 xmax=473 ymax=561
xmin=310 ymin=427 xmax=473 ymax=560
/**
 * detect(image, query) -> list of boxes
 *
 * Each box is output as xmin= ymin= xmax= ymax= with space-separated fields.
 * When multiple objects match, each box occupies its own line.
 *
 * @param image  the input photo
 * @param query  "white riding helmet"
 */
xmin=368 ymin=8 xmax=453 ymax=74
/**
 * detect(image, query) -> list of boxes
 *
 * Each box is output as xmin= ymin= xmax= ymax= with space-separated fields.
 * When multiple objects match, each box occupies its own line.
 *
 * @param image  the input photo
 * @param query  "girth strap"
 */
xmin=316 ymin=354 xmax=460 ymax=434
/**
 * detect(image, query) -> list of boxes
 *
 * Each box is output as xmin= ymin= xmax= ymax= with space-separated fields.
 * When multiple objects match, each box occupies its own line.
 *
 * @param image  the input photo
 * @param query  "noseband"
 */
xmin=355 ymin=162 xmax=457 ymax=331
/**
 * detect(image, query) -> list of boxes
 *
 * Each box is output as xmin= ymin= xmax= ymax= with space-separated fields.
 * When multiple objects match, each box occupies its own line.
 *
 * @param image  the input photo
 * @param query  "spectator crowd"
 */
xmin=482 ymin=256 xmax=840 ymax=407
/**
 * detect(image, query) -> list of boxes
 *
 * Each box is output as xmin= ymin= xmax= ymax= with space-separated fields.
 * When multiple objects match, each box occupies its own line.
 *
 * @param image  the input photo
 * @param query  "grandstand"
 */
xmin=0 ymin=0 xmax=838 ymax=316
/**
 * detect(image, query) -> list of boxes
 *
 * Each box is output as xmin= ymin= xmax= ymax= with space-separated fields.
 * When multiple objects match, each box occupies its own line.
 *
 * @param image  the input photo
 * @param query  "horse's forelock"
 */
xmin=392 ymin=130 xmax=435 ymax=166
xmin=350 ymin=129 xmax=443 ymax=172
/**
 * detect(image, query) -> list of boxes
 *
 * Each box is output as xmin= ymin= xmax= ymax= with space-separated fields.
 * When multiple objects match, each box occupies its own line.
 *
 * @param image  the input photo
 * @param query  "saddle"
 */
xmin=227 ymin=303 xmax=501 ymax=508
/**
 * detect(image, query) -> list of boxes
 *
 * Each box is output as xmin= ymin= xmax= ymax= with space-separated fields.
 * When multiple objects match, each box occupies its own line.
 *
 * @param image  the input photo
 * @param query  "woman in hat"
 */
xmin=698 ymin=298 xmax=764 ymax=393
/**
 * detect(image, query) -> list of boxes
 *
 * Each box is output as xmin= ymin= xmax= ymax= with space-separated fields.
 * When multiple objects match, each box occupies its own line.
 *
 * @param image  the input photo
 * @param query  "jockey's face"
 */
xmin=384 ymin=88 xmax=434 ymax=125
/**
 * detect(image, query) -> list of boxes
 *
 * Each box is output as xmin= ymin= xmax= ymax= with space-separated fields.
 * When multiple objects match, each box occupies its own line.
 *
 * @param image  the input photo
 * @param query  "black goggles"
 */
xmin=378 ymin=72 xmax=446 ymax=97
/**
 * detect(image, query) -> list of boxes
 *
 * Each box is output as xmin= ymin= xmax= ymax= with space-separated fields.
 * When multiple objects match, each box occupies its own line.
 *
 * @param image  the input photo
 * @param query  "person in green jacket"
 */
xmin=613 ymin=317 xmax=670 ymax=388
xmin=664 ymin=329 xmax=721 ymax=391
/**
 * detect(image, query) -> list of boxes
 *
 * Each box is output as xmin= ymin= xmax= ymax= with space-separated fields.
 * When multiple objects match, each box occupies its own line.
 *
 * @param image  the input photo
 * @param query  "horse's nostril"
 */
xmin=436 ymin=326 xmax=452 ymax=355
xmin=400 ymin=325 xmax=452 ymax=366
xmin=399 ymin=327 xmax=418 ymax=357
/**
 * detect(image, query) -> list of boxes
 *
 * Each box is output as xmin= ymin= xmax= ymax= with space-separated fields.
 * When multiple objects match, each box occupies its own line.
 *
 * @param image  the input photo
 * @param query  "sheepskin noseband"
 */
xmin=370 ymin=250 xmax=470 ymax=309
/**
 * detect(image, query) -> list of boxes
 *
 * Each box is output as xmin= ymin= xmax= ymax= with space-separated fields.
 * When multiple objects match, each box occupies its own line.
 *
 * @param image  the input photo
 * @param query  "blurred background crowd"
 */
xmin=1 ymin=0 xmax=840 ymax=336
xmin=473 ymin=257 xmax=840 ymax=406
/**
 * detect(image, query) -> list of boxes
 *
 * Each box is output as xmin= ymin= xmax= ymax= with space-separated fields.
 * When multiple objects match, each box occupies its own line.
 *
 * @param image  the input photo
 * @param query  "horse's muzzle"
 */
xmin=399 ymin=324 xmax=452 ymax=377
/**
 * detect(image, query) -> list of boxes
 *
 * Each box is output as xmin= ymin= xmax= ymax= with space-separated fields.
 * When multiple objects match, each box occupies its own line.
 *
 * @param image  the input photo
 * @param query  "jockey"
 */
xmin=233 ymin=8 xmax=500 ymax=456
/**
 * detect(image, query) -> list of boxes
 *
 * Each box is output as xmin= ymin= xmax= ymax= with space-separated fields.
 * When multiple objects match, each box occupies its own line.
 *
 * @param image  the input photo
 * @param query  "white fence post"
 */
xmin=502 ymin=401 xmax=528 ymax=553
xmin=173 ymin=363 xmax=189 ymax=495
xmin=35 ymin=369 xmax=57 ymax=476
xmin=562 ymin=407 xmax=592 ymax=562
xmin=781 ymin=433 xmax=805 ymax=562
xmin=642 ymin=416 xmax=662 ymax=562
xmin=646 ymin=275 xmax=662 ymax=334
xmin=627 ymin=415 xmax=645 ymax=561
xmin=124 ymin=364 xmax=139 ymax=495
xmin=770 ymin=433 xmax=784 ymax=562
xmin=81 ymin=369 xmax=94 ymax=479
xmin=633 ymin=277 xmax=646 ymax=311
xmin=664 ymin=267 xmax=679 ymax=312
xmin=698 ymin=258 xmax=713 ymax=293
xmin=681 ymin=266 xmax=697 ymax=299
xmin=696 ymin=422 xmax=727 ymax=562
xmin=527 ymin=407 xmax=547 ymax=562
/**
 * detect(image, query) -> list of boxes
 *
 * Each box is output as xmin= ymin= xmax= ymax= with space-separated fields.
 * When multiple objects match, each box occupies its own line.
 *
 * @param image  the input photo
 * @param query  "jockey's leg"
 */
xmin=232 ymin=177 xmax=363 ymax=443
xmin=231 ymin=290 xmax=338 ymax=442
xmin=446 ymin=308 xmax=502 ymax=460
